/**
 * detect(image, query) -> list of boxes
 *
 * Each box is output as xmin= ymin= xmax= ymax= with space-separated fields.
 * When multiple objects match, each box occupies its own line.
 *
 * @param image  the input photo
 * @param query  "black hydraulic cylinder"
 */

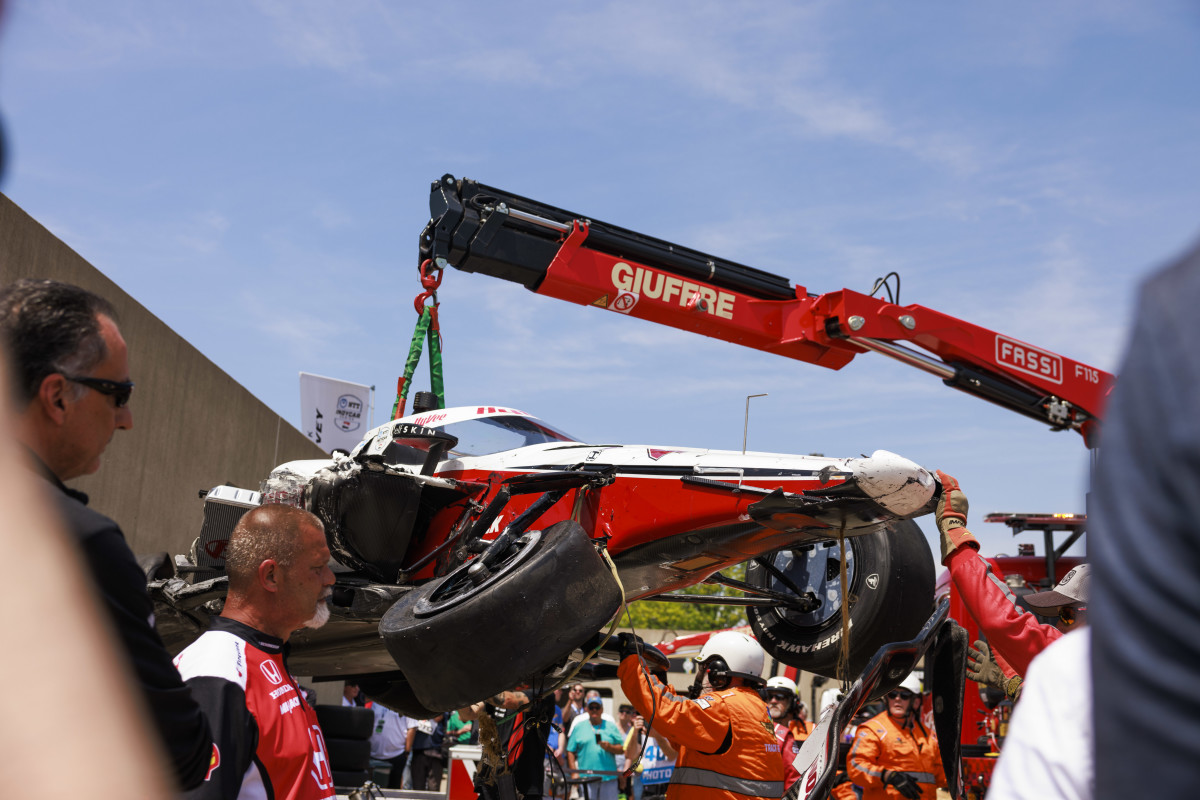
xmin=421 ymin=174 xmax=797 ymax=301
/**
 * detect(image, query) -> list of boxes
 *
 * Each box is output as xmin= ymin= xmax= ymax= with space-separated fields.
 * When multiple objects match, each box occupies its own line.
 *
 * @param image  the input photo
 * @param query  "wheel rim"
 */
xmin=413 ymin=530 xmax=543 ymax=617
xmin=760 ymin=540 xmax=857 ymax=628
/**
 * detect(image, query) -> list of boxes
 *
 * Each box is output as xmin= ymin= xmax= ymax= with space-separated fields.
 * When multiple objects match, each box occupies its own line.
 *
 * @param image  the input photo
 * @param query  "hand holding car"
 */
xmin=935 ymin=470 xmax=980 ymax=564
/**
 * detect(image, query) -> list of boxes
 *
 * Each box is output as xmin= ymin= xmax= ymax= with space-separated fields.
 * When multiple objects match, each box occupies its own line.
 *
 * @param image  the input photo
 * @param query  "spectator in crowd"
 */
xmin=173 ymin=503 xmax=337 ymax=799
xmin=0 ymin=278 xmax=213 ymax=790
xmin=447 ymin=707 xmax=474 ymax=745
xmin=342 ymin=681 xmax=361 ymax=707
xmin=567 ymin=695 xmax=625 ymax=800
xmin=569 ymin=690 xmax=616 ymax=736
xmin=547 ymin=687 xmax=567 ymax=795
xmin=562 ymin=683 xmax=586 ymax=735
xmin=622 ymin=713 xmax=677 ymax=800
xmin=616 ymin=704 xmax=636 ymax=797
xmin=369 ymin=701 xmax=413 ymax=790
xmin=409 ymin=714 xmax=448 ymax=792
xmin=0 ymin=321 xmax=172 ymax=799
xmin=847 ymin=674 xmax=945 ymax=800
xmin=764 ymin=675 xmax=812 ymax=791
xmin=618 ymin=630 xmax=785 ymax=800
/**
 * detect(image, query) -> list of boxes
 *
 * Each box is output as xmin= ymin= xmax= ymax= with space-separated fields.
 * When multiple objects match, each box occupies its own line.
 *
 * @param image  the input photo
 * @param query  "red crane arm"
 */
xmin=421 ymin=175 xmax=1114 ymax=447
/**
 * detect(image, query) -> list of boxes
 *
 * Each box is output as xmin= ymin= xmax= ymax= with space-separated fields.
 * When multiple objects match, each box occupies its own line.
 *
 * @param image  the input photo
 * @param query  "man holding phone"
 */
xmin=567 ymin=697 xmax=624 ymax=800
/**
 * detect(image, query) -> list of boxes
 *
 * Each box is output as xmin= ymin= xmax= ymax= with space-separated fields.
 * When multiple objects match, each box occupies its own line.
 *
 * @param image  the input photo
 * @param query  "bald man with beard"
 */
xmin=174 ymin=504 xmax=337 ymax=800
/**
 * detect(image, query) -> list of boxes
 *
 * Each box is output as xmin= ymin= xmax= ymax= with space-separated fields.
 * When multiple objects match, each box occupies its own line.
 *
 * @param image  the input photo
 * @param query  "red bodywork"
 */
xmin=402 ymin=461 xmax=855 ymax=592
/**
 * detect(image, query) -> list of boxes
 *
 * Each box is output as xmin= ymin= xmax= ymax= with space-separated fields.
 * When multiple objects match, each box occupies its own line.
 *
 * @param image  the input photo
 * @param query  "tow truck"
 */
xmin=414 ymin=175 xmax=1114 ymax=798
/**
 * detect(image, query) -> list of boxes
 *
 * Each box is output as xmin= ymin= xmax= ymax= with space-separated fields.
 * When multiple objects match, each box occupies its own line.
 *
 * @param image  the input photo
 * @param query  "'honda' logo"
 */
xmin=260 ymin=659 xmax=283 ymax=685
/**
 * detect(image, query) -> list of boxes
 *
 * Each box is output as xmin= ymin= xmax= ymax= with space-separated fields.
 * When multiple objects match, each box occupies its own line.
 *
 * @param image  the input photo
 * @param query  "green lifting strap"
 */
xmin=391 ymin=305 xmax=445 ymax=419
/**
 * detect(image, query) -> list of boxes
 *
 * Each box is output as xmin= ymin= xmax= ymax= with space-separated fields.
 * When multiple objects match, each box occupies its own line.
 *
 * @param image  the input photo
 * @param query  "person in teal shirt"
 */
xmin=447 ymin=709 xmax=474 ymax=744
xmin=567 ymin=698 xmax=624 ymax=800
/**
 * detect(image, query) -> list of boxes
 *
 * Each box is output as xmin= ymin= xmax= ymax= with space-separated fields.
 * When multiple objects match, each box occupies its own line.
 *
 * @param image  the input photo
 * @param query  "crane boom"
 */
xmin=420 ymin=174 xmax=1114 ymax=447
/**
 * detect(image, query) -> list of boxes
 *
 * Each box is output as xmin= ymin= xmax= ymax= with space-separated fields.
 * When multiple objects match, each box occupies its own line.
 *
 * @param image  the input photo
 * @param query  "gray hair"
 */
xmin=0 ymin=279 xmax=117 ymax=404
xmin=224 ymin=504 xmax=325 ymax=593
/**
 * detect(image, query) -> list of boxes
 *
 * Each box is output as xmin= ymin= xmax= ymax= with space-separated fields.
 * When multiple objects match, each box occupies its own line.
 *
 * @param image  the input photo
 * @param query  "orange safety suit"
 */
xmin=619 ymin=656 xmax=784 ymax=800
xmin=847 ymin=709 xmax=944 ymax=800
xmin=775 ymin=718 xmax=814 ymax=791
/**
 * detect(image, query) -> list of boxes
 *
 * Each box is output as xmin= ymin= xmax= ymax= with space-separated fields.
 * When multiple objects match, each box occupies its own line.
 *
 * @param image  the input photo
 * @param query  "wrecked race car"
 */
xmin=150 ymin=404 xmax=938 ymax=716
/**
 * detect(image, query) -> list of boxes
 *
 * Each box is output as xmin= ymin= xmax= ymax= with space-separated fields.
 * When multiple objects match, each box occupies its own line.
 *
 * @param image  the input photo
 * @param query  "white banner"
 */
xmin=299 ymin=372 xmax=371 ymax=454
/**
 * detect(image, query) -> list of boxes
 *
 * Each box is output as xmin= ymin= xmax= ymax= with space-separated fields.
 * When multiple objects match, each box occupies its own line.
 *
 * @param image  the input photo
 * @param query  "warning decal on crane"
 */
xmin=611 ymin=291 xmax=639 ymax=314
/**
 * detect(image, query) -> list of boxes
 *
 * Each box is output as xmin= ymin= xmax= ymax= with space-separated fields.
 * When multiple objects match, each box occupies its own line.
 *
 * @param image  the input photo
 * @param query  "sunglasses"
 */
xmin=63 ymin=374 xmax=135 ymax=408
xmin=765 ymin=691 xmax=793 ymax=702
xmin=886 ymin=690 xmax=915 ymax=701
xmin=1058 ymin=606 xmax=1086 ymax=627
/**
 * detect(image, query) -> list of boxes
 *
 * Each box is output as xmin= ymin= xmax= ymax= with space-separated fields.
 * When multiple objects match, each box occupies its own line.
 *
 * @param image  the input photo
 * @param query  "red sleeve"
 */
xmin=946 ymin=547 xmax=1061 ymax=676
xmin=776 ymin=724 xmax=800 ymax=790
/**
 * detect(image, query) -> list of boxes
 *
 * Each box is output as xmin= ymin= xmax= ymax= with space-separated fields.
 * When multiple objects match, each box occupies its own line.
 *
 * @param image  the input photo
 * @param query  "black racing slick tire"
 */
xmin=379 ymin=520 xmax=622 ymax=712
xmin=325 ymin=737 xmax=372 ymax=771
xmin=357 ymin=673 xmax=440 ymax=720
xmin=746 ymin=519 xmax=934 ymax=679
xmin=314 ymin=705 xmax=374 ymax=740
xmin=332 ymin=769 xmax=372 ymax=789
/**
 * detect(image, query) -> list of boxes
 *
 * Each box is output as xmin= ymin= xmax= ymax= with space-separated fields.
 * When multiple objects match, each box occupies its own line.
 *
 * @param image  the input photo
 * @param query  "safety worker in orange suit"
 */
xmin=763 ymin=675 xmax=812 ymax=792
xmin=847 ymin=674 xmax=945 ymax=800
xmin=618 ymin=630 xmax=785 ymax=800
xmin=937 ymin=471 xmax=1088 ymax=684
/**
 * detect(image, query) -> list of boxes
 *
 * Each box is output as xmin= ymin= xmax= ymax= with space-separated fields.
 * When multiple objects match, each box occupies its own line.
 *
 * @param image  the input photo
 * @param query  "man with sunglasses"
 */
xmin=763 ymin=676 xmax=811 ymax=792
xmin=0 ymin=278 xmax=213 ymax=790
xmin=847 ymin=674 xmax=944 ymax=800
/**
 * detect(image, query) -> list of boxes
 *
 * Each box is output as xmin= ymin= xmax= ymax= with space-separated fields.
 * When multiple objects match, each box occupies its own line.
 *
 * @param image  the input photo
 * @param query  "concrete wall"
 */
xmin=0 ymin=192 xmax=324 ymax=556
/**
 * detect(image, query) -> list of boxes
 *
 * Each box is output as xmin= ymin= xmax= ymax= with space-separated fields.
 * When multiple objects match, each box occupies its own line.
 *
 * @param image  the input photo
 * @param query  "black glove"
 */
xmin=617 ymin=632 xmax=645 ymax=661
xmin=883 ymin=770 xmax=922 ymax=800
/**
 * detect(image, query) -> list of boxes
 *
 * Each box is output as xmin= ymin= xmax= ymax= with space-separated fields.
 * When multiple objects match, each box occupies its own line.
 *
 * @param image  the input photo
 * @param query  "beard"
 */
xmin=304 ymin=588 xmax=333 ymax=630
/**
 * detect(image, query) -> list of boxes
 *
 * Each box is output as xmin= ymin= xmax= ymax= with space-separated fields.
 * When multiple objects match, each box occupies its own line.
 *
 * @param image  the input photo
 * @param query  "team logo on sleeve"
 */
xmin=205 ymin=744 xmax=220 ymax=781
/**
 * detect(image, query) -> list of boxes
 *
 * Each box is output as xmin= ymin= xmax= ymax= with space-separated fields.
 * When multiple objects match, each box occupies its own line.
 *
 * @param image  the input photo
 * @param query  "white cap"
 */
xmin=1024 ymin=564 xmax=1089 ymax=613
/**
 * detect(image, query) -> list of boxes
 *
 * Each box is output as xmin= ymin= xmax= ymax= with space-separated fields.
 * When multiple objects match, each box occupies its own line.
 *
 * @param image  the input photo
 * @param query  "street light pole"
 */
xmin=743 ymin=393 xmax=768 ymax=453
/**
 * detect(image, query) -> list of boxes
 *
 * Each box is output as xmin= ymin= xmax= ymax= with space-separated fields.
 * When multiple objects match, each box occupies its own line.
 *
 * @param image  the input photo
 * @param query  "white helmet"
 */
xmin=898 ymin=673 xmax=922 ymax=695
xmin=695 ymin=631 xmax=765 ymax=687
xmin=766 ymin=676 xmax=798 ymax=695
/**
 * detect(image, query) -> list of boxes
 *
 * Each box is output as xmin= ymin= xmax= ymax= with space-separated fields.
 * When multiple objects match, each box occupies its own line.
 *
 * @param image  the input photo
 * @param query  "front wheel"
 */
xmin=746 ymin=519 xmax=934 ymax=678
xmin=379 ymin=520 xmax=623 ymax=712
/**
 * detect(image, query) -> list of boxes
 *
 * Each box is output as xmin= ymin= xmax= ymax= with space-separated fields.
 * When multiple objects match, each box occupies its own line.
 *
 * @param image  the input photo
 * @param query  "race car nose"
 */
xmin=846 ymin=450 xmax=936 ymax=516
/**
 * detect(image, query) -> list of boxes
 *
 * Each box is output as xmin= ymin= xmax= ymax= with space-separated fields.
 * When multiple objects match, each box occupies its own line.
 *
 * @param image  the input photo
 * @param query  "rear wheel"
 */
xmin=357 ymin=673 xmax=440 ymax=720
xmin=746 ymin=519 xmax=934 ymax=678
xmin=380 ymin=520 xmax=623 ymax=712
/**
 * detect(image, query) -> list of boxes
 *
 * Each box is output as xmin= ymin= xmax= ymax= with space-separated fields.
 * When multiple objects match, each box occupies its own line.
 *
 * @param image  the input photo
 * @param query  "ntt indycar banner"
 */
xmin=299 ymin=372 xmax=370 ymax=454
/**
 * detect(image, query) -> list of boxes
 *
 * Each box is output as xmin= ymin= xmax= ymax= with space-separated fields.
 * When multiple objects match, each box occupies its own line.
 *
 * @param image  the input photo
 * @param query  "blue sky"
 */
xmin=3 ymin=1 xmax=1199 ymax=562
